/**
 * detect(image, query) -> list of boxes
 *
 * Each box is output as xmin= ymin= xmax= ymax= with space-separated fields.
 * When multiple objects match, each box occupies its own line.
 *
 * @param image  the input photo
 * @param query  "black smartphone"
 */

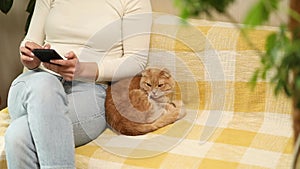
xmin=32 ymin=49 xmax=63 ymax=63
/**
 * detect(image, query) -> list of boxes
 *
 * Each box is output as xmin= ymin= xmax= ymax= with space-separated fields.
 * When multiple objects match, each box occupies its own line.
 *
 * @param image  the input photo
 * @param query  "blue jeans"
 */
xmin=5 ymin=69 xmax=107 ymax=169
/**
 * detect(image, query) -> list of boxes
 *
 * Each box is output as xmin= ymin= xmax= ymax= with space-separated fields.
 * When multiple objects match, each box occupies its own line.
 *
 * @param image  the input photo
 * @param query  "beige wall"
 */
xmin=151 ymin=0 xmax=289 ymax=26
xmin=0 ymin=0 xmax=289 ymax=109
xmin=0 ymin=0 xmax=28 ymax=109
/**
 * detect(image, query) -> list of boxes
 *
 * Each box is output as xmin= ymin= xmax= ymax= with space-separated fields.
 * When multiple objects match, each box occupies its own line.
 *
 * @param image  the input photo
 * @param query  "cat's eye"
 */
xmin=146 ymin=83 xmax=152 ymax=87
xmin=158 ymin=84 xmax=164 ymax=87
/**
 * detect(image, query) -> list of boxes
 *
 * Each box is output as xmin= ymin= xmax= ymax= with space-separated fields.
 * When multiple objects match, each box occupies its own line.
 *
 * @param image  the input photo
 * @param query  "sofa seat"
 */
xmin=0 ymin=14 xmax=294 ymax=169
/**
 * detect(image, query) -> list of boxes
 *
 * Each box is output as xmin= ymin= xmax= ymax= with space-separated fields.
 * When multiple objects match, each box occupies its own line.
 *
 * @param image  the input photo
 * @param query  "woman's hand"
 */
xmin=43 ymin=51 xmax=80 ymax=81
xmin=20 ymin=41 xmax=50 ymax=69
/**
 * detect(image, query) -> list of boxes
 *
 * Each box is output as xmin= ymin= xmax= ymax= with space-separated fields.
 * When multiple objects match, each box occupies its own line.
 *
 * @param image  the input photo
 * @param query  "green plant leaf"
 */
xmin=288 ymin=8 xmax=300 ymax=24
xmin=296 ymin=76 xmax=300 ymax=91
xmin=274 ymin=79 xmax=284 ymax=96
xmin=0 ymin=0 xmax=13 ymax=14
xmin=243 ymin=0 xmax=279 ymax=27
xmin=250 ymin=69 xmax=260 ymax=90
xmin=283 ymin=82 xmax=292 ymax=97
xmin=174 ymin=0 xmax=235 ymax=19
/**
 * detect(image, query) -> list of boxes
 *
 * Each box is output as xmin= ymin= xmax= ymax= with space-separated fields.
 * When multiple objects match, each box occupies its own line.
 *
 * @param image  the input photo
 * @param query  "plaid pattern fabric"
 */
xmin=0 ymin=14 xmax=294 ymax=169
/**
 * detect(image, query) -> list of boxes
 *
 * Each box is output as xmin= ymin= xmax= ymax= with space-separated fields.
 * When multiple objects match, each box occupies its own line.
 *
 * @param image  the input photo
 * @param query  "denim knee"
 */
xmin=27 ymin=72 xmax=65 ymax=96
xmin=23 ymin=72 xmax=69 ymax=108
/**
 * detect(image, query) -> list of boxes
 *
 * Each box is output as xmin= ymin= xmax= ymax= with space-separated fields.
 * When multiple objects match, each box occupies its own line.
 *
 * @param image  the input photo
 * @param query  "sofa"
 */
xmin=0 ymin=14 xmax=294 ymax=169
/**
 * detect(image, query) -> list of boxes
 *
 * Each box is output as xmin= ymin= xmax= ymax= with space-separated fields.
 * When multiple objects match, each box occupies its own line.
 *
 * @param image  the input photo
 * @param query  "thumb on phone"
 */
xmin=43 ymin=44 xmax=51 ymax=49
xmin=65 ymin=51 xmax=76 ymax=60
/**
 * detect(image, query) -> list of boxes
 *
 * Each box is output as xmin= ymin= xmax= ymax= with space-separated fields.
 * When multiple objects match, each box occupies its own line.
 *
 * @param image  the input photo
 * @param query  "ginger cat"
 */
xmin=105 ymin=67 xmax=186 ymax=136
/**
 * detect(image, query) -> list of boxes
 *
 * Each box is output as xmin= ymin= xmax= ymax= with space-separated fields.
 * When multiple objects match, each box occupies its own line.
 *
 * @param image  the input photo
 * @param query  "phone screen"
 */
xmin=32 ymin=49 xmax=63 ymax=63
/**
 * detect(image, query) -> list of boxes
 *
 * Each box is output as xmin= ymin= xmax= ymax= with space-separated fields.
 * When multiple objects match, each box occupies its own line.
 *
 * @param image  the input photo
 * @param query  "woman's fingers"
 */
xmin=43 ymin=43 xmax=51 ymax=49
xmin=20 ymin=41 xmax=52 ymax=69
xmin=43 ymin=61 xmax=77 ymax=81
xmin=24 ymin=41 xmax=42 ymax=50
xmin=42 ymin=51 xmax=79 ymax=81
xmin=49 ymin=59 xmax=65 ymax=66
xmin=20 ymin=46 xmax=34 ymax=58
xmin=43 ymin=62 xmax=60 ymax=72
xmin=64 ymin=51 xmax=76 ymax=59
xmin=21 ymin=55 xmax=34 ymax=62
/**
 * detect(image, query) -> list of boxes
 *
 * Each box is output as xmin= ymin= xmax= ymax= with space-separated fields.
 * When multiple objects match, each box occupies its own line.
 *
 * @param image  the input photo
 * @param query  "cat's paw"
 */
xmin=166 ymin=100 xmax=186 ymax=120
xmin=172 ymin=100 xmax=186 ymax=120
xmin=171 ymin=100 xmax=184 ymax=108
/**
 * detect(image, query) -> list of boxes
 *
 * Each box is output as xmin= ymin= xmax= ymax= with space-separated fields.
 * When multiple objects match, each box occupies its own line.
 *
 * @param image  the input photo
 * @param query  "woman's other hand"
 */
xmin=43 ymin=51 xmax=80 ymax=81
xmin=20 ymin=41 xmax=51 ymax=69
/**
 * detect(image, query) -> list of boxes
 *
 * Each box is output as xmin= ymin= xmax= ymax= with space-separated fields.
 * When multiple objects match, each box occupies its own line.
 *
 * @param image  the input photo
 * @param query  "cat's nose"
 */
xmin=152 ymin=90 xmax=158 ymax=95
xmin=151 ymin=92 xmax=157 ymax=97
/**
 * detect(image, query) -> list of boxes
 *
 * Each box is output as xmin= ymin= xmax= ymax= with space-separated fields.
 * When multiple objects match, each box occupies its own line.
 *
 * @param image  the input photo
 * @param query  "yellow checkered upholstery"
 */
xmin=0 ymin=15 xmax=294 ymax=169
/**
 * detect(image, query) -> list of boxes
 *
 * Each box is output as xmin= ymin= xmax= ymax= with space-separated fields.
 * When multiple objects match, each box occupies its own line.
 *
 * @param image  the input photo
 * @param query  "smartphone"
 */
xmin=32 ymin=49 xmax=63 ymax=63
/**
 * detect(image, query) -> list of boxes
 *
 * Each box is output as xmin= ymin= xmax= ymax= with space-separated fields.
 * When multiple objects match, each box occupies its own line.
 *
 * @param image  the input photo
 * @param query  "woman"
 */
xmin=5 ymin=0 xmax=152 ymax=168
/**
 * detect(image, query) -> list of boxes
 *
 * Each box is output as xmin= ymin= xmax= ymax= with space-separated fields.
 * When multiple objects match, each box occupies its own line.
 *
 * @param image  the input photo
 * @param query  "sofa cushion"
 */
xmin=0 ymin=14 xmax=295 ymax=169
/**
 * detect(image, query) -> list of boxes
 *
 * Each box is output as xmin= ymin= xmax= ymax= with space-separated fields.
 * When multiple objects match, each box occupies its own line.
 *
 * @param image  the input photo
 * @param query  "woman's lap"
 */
xmin=7 ymin=69 xmax=107 ymax=147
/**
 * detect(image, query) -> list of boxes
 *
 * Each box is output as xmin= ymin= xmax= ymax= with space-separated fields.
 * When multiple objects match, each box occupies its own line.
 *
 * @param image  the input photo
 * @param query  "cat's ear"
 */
xmin=160 ymin=68 xmax=172 ymax=78
xmin=142 ymin=67 xmax=151 ymax=77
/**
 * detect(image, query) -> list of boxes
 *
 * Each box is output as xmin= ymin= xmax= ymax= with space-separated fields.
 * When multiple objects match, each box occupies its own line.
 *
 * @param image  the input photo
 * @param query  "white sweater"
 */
xmin=22 ymin=0 xmax=152 ymax=82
